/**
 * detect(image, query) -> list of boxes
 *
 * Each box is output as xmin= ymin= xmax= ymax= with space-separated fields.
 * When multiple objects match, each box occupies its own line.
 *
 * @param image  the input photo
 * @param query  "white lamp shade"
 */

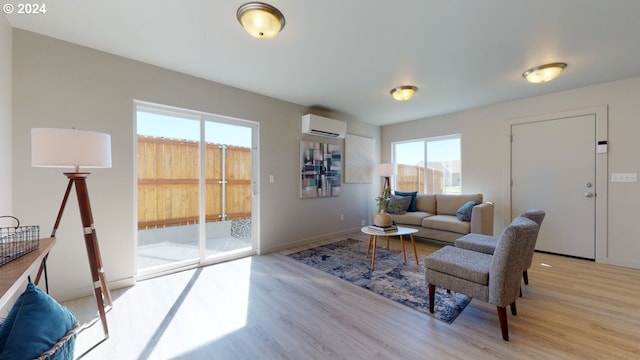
xmin=31 ymin=128 xmax=112 ymax=169
xmin=379 ymin=163 xmax=396 ymax=177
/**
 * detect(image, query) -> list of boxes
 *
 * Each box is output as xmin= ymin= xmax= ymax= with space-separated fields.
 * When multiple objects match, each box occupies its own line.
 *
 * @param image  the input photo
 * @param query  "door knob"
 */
xmin=585 ymin=182 xmax=592 ymax=188
xmin=585 ymin=192 xmax=594 ymax=198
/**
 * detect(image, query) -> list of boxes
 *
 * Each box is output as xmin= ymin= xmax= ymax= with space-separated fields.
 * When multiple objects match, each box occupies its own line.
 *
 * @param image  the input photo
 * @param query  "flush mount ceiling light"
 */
xmin=522 ymin=62 xmax=567 ymax=83
xmin=390 ymin=85 xmax=418 ymax=101
xmin=237 ymin=2 xmax=285 ymax=39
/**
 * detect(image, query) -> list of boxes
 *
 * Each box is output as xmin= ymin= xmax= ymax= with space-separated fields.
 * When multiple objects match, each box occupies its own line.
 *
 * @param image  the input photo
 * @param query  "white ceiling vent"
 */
xmin=301 ymin=114 xmax=346 ymax=138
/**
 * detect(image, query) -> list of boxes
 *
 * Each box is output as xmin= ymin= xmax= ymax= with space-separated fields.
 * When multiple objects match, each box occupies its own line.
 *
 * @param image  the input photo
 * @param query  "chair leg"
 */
xmin=523 ymin=270 xmax=529 ymax=285
xmin=510 ymin=301 xmax=517 ymax=316
xmin=519 ymin=287 xmax=522 ymax=298
xmin=497 ymin=306 xmax=509 ymax=341
xmin=428 ymin=284 xmax=436 ymax=313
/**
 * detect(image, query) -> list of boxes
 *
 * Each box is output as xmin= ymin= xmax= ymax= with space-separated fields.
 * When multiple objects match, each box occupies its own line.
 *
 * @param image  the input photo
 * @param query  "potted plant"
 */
xmin=374 ymin=186 xmax=395 ymax=227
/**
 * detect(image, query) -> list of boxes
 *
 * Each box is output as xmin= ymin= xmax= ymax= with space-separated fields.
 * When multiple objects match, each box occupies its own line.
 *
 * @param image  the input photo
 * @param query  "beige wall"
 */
xmin=12 ymin=30 xmax=379 ymax=301
xmin=383 ymin=77 xmax=640 ymax=269
xmin=0 ymin=16 xmax=11 ymax=215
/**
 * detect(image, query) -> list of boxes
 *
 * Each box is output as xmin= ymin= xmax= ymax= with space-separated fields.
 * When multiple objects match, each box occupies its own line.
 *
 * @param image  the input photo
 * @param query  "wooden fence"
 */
xmin=137 ymin=136 xmax=252 ymax=230
xmin=395 ymin=164 xmax=444 ymax=194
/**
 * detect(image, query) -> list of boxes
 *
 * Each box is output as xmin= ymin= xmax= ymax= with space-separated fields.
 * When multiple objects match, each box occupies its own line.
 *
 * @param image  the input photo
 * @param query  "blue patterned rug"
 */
xmin=287 ymin=238 xmax=470 ymax=323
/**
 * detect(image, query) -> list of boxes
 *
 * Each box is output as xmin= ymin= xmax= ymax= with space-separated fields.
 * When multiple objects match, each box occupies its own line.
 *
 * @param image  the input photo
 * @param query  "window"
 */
xmin=392 ymin=135 xmax=461 ymax=194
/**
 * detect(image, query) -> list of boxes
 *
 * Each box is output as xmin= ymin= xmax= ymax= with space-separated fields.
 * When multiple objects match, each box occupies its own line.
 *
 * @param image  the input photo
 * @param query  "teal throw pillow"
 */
xmin=0 ymin=282 xmax=76 ymax=360
xmin=386 ymin=195 xmax=412 ymax=214
xmin=394 ymin=191 xmax=418 ymax=212
xmin=456 ymin=201 xmax=479 ymax=222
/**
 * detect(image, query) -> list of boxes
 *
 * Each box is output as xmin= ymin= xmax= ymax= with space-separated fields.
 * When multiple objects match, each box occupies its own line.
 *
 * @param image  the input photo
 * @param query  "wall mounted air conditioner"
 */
xmin=301 ymin=114 xmax=347 ymax=138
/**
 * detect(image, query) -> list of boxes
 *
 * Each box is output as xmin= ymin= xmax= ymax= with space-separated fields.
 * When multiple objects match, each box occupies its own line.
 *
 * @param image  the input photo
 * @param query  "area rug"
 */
xmin=287 ymin=238 xmax=471 ymax=323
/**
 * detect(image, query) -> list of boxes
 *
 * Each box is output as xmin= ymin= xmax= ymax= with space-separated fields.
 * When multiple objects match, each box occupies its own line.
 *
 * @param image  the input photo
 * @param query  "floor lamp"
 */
xmin=31 ymin=128 xmax=113 ymax=339
xmin=378 ymin=163 xmax=396 ymax=195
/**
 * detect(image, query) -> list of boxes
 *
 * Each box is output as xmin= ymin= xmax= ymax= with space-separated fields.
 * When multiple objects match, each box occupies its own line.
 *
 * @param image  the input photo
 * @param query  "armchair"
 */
xmin=425 ymin=216 xmax=539 ymax=340
xmin=455 ymin=208 xmax=545 ymax=284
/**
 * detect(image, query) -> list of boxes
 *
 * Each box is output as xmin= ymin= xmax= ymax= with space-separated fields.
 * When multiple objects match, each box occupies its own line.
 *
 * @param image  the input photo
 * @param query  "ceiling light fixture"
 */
xmin=237 ymin=2 xmax=285 ymax=39
xmin=390 ymin=85 xmax=418 ymax=101
xmin=522 ymin=62 xmax=567 ymax=83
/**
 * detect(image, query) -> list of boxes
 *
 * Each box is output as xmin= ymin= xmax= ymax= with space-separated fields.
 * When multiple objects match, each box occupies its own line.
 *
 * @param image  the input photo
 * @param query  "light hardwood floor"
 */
xmin=65 ymin=231 xmax=640 ymax=360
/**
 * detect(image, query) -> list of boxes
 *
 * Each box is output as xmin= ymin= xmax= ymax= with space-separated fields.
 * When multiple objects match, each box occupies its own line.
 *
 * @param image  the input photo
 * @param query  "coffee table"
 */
xmin=360 ymin=226 xmax=419 ymax=271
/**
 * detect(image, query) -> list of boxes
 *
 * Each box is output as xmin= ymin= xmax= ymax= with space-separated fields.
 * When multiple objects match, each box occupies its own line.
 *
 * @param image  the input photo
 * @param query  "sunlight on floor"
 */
xmin=148 ymin=257 xmax=253 ymax=359
xmin=66 ymin=257 xmax=254 ymax=359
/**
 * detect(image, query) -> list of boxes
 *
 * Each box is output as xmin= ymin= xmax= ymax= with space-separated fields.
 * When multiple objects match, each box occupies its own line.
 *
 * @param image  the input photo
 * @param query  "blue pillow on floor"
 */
xmin=0 ymin=282 xmax=76 ymax=360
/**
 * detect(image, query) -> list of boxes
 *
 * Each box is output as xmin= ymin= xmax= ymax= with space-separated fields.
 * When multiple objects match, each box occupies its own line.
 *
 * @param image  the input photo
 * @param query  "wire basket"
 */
xmin=0 ymin=216 xmax=39 ymax=266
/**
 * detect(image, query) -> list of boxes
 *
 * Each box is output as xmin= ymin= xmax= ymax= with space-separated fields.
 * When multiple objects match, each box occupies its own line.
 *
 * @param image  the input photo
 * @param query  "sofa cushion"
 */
xmin=394 ymin=191 xmax=418 ymax=212
xmin=455 ymin=233 xmax=497 ymax=255
xmin=386 ymin=195 xmax=412 ymax=214
xmin=415 ymin=194 xmax=436 ymax=214
xmin=456 ymin=200 xmax=479 ymax=222
xmin=0 ymin=282 xmax=77 ymax=360
xmin=425 ymin=246 xmax=492 ymax=285
xmin=422 ymin=215 xmax=471 ymax=234
xmin=391 ymin=211 xmax=431 ymax=226
xmin=436 ymin=194 xmax=483 ymax=216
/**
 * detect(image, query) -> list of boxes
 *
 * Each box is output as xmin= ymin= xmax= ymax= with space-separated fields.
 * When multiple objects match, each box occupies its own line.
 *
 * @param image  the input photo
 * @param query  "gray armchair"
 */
xmin=455 ymin=208 xmax=545 ymax=285
xmin=425 ymin=216 xmax=539 ymax=340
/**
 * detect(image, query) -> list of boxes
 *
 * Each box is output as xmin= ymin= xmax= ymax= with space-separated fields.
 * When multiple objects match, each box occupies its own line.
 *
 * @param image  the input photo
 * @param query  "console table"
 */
xmin=0 ymin=237 xmax=56 ymax=311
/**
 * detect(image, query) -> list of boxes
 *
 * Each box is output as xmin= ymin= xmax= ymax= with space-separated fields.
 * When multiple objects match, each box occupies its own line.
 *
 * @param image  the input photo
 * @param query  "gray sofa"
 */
xmin=389 ymin=193 xmax=494 ymax=243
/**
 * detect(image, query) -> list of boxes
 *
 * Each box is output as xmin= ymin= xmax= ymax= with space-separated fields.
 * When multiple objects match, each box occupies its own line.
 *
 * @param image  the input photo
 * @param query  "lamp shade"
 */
xmin=31 ymin=128 xmax=112 ymax=169
xmin=379 ymin=163 xmax=396 ymax=177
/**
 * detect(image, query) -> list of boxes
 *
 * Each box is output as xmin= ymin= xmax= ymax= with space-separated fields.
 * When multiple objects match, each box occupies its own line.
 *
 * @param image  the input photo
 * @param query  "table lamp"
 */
xmin=31 ymin=127 xmax=113 ymax=339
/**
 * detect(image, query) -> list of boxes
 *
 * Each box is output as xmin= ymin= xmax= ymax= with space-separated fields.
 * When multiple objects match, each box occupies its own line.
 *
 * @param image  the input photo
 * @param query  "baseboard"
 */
xmin=262 ymin=227 xmax=361 ymax=254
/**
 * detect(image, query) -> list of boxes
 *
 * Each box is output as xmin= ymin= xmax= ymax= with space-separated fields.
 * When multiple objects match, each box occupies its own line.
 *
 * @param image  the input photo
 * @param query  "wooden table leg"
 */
xmin=371 ymin=235 xmax=378 ymax=271
xmin=399 ymin=235 xmax=407 ymax=263
xmin=410 ymin=234 xmax=419 ymax=265
xmin=366 ymin=234 xmax=372 ymax=258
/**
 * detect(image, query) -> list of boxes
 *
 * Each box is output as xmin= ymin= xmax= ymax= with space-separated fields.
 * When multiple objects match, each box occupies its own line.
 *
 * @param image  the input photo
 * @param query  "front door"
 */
xmin=511 ymin=114 xmax=596 ymax=259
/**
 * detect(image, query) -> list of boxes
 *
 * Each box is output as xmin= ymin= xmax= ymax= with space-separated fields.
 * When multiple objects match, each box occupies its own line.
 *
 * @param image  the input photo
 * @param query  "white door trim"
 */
xmin=505 ymin=106 xmax=608 ymax=263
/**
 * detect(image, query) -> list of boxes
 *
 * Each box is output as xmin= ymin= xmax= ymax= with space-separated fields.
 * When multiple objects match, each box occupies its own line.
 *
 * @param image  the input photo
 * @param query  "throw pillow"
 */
xmin=394 ymin=191 xmax=418 ymax=212
xmin=386 ymin=195 xmax=412 ymax=214
xmin=0 ymin=282 xmax=76 ymax=360
xmin=456 ymin=201 xmax=479 ymax=222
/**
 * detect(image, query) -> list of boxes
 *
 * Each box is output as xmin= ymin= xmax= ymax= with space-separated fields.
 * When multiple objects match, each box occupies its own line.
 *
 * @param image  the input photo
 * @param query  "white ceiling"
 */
xmin=6 ymin=0 xmax=640 ymax=126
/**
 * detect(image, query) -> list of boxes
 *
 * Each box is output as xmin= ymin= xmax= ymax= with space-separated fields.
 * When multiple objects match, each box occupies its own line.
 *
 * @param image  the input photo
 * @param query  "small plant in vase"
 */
xmin=374 ymin=186 xmax=398 ymax=227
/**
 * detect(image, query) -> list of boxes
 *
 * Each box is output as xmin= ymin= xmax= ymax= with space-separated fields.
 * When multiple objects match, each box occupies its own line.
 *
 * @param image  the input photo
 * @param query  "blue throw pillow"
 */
xmin=456 ymin=201 xmax=479 ymax=222
xmin=394 ymin=191 xmax=418 ymax=212
xmin=0 ymin=282 xmax=76 ymax=360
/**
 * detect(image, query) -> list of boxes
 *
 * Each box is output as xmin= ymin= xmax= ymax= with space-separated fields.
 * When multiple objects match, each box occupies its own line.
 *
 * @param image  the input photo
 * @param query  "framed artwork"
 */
xmin=344 ymin=134 xmax=374 ymax=183
xmin=300 ymin=140 xmax=342 ymax=198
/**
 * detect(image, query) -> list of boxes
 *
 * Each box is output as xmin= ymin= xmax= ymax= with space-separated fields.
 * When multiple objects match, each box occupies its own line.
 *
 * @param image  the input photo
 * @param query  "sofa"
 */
xmin=388 ymin=193 xmax=494 ymax=243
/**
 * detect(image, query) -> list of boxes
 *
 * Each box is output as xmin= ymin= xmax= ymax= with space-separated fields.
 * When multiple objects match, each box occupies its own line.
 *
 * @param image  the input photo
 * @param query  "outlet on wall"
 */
xmin=611 ymin=173 xmax=638 ymax=182
xmin=340 ymin=213 xmax=344 ymax=221
xmin=361 ymin=219 xmax=365 ymax=226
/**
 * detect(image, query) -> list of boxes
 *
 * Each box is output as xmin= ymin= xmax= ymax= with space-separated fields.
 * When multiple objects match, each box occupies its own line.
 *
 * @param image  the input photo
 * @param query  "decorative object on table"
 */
xmin=344 ymin=134 xmax=374 ymax=183
xmin=0 ymin=216 xmax=39 ymax=267
xmin=374 ymin=163 xmax=396 ymax=227
xmin=367 ymin=224 xmax=397 ymax=233
xmin=300 ymin=140 xmax=342 ymax=198
xmin=287 ymin=238 xmax=470 ymax=323
xmin=31 ymin=127 xmax=113 ymax=339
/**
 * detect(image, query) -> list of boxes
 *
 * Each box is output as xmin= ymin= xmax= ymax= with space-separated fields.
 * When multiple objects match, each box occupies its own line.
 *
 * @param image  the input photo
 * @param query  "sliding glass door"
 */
xmin=136 ymin=103 xmax=257 ymax=278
